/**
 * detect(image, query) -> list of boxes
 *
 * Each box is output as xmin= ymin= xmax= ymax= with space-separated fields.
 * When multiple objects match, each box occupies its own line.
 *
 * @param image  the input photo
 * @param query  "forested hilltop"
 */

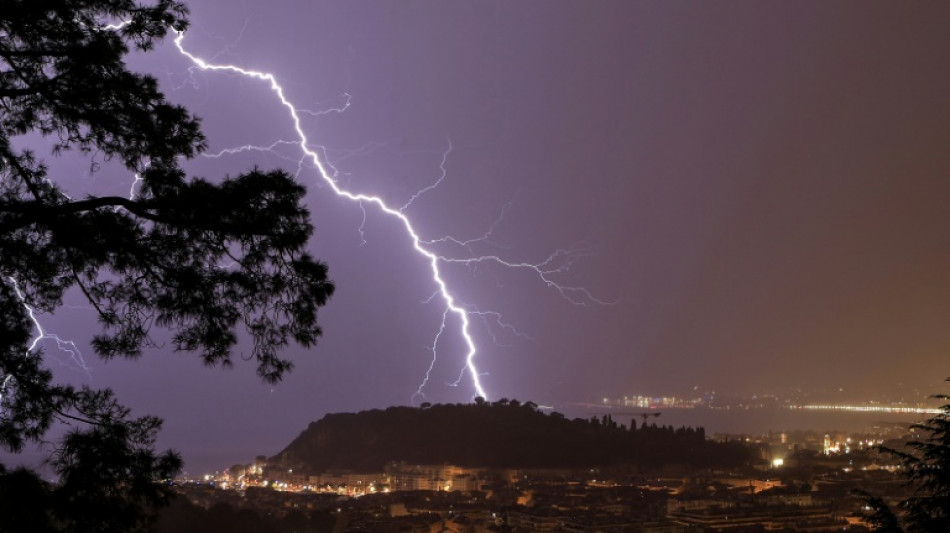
xmin=274 ymin=400 xmax=751 ymax=472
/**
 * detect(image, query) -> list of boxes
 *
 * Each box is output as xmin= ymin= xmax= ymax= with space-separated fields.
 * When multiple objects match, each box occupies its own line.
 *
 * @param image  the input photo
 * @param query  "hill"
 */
xmin=273 ymin=401 xmax=751 ymax=472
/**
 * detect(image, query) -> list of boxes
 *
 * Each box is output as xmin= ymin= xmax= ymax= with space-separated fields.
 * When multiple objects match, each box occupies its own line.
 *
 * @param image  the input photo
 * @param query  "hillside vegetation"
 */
xmin=275 ymin=401 xmax=751 ymax=472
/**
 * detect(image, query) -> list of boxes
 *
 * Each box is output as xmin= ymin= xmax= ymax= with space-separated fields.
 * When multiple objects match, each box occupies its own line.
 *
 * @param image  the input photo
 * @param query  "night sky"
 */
xmin=22 ymin=2 xmax=950 ymax=473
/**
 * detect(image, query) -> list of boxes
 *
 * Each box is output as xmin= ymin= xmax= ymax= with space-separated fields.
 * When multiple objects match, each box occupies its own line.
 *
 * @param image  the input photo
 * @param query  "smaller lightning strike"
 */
xmin=202 ymin=139 xmax=302 ymax=161
xmin=400 ymin=139 xmax=452 ymax=212
xmin=127 ymin=172 xmax=144 ymax=200
xmin=321 ymin=140 xmax=394 ymax=168
xmin=412 ymin=308 xmax=450 ymax=403
xmin=297 ymin=92 xmax=352 ymax=117
xmin=1 ymin=91 xmax=98 ymax=405
xmin=439 ymin=248 xmax=614 ymax=306
xmin=0 ymin=278 xmax=92 ymax=408
xmin=469 ymin=307 xmax=535 ymax=346
xmin=416 ymin=291 xmax=534 ymax=346
xmin=423 ymin=201 xmax=513 ymax=249
xmin=171 ymin=29 xmax=608 ymax=400
xmin=355 ymin=201 xmax=368 ymax=246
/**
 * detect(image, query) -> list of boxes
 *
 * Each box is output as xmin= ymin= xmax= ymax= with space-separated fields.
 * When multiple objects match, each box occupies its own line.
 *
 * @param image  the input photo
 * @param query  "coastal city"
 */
xmin=4 ymin=2 xmax=949 ymax=533
xmin=165 ymin=393 xmax=937 ymax=532
xmin=602 ymin=391 xmax=941 ymax=414
xmin=175 ymin=429 xmax=913 ymax=532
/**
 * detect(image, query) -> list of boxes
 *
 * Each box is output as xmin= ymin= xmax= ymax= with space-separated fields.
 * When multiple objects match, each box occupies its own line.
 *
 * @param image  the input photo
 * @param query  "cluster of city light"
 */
xmin=235 ymin=477 xmax=389 ymax=496
xmin=618 ymin=395 xmax=701 ymax=409
xmin=797 ymin=404 xmax=941 ymax=415
xmin=603 ymin=394 xmax=943 ymax=416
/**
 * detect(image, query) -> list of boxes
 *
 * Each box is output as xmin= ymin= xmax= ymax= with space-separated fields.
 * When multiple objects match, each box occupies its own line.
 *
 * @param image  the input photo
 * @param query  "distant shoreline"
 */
xmin=554 ymin=403 xmax=928 ymax=435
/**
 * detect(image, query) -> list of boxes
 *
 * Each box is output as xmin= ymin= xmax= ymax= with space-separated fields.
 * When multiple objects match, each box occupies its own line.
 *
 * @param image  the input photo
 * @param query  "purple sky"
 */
xmin=17 ymin=2 xmax=950 ymax=473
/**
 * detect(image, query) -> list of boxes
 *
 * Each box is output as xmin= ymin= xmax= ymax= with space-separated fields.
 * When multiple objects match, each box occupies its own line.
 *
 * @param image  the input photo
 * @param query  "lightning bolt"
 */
xmin=170 ymin=29 xmax=607 ymax=401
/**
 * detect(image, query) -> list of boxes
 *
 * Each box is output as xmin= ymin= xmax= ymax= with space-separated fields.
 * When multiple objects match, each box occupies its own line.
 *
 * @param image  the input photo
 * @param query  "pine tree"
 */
xmin=862 ymin=381 xmax=950 ymax=532
xmin=1 ymin=2 xmax=333 ymax=530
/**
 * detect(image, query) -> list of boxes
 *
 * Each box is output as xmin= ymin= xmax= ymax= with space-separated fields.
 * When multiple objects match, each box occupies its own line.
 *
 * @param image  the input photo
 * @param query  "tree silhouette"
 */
xmin=276 ymin=403 xmax=744 ymax=472
xmin=1 ymin=1 xmax=333 ymax=529
xmin=861 ymin=381 xmax=950 ymax=532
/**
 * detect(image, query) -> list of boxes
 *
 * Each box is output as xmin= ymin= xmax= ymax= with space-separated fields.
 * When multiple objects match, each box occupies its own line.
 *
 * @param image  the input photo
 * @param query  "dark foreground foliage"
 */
xmin=859 ymin=381 xmax=950 ymax=532
xmin=1 ymin=1 xmax=332 ymax=531
xmin=277 ymin=400 xmax=751 ymax=472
